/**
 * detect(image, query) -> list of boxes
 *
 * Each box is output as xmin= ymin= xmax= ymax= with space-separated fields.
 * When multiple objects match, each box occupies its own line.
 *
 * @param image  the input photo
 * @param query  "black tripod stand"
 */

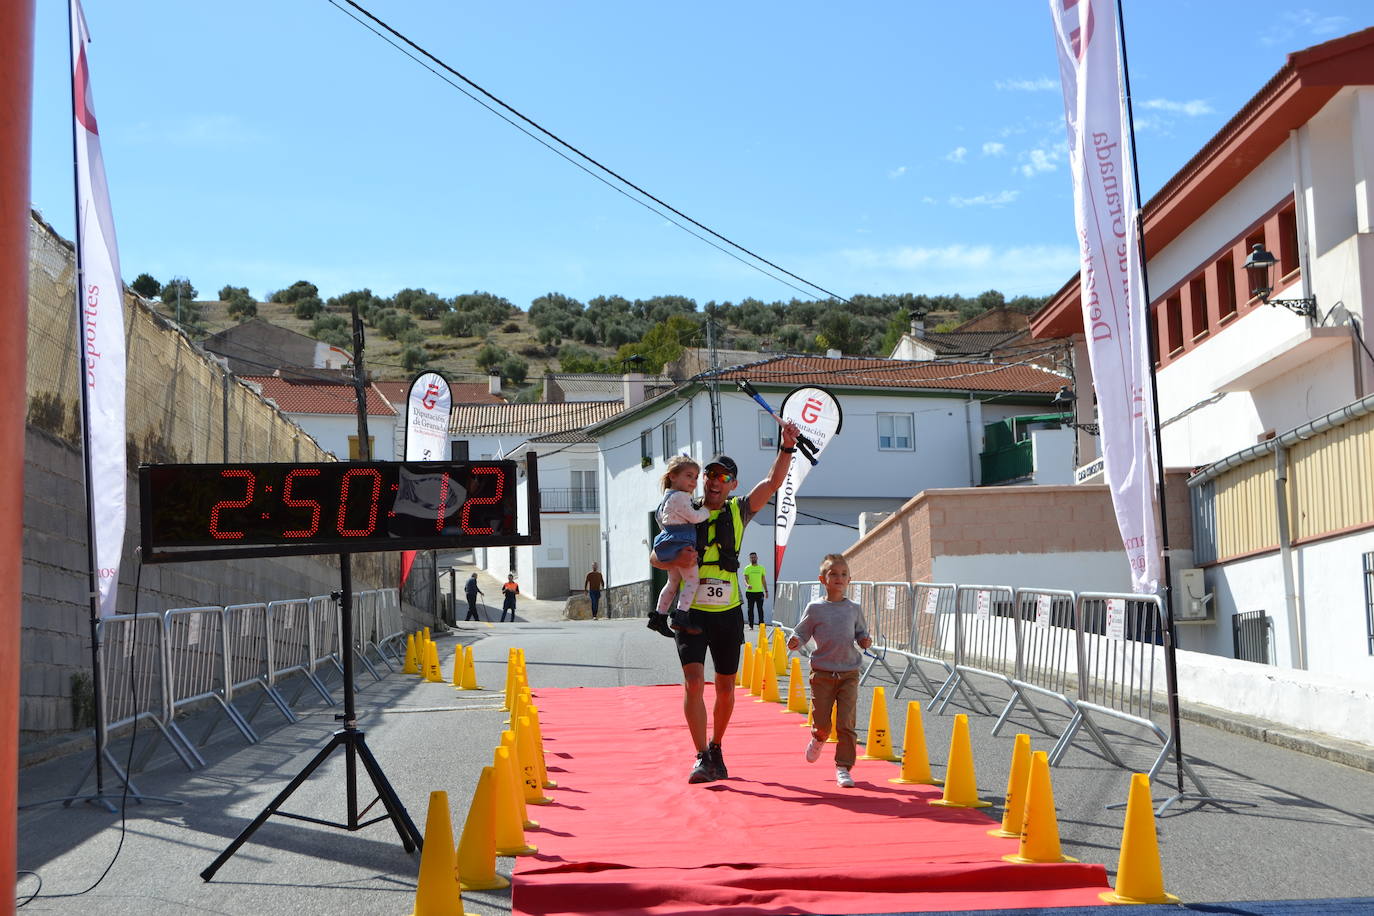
xmin=200 ymin=554 xmax=423 ymax=881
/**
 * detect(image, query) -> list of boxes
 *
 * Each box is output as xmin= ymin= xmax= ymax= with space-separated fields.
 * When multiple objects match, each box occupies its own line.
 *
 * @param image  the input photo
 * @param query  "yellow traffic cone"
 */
xmin=403 ymin=633 xmax=420 ymax=675
xmin=516 ymin=715 xmax=553 ymax=805
xmin=528 ymin=704 xmax=556 ymax=788
xmin=755 ymin=622 xmax=767 ymax=652
xmin=492 ymin=745 xmax=537 ymax=854
xmin=500 ymin=731 xmax=538 ymax=829
xmin=740 ymin=644 xmax=755 ymax=692
xmin=502 ymin=648 xmax=518 ymax=709
xmin=1100 ymin=773 xmax=1180 ymax=904
xmin=457 ymin=766 xmax=510 ymax=891
xmin=1004 ymin=751 xmax=1075 ymax=863
xmin=411 ymin=790 xmax=473 ymax=916
xmin=750 ymin=646 xmax=766 ymax=697
xmin=860 ymin=686 xmax=899 ymax=760
xmin=772 ymin=628 xmax=788 ymax=675
xmin=430 ymin=641 xmax=447 ymax=682
xmin=802 ymin=700 xmax=814 ymax=728
xmin=786 ymin=657 xmax=809 ymax=714
xmin=930 ymin=714 xmax=991 ymax=808
xmin=458 ymin=645 xmax=480 ymax=690
xmin=452 ymin=647 xmax=465 ymax=688
xmin=989 ymin=733 xmax=1032 ymax=837
xmin=423 ymin=626 xmax=431 ymax=645
xmin=759 ymin=655 xmax=782 ymax=703
xmin=890 ymin=701 xmax=941 ymax=785
xmin=514 ymin=647 xmax=527 ymax=683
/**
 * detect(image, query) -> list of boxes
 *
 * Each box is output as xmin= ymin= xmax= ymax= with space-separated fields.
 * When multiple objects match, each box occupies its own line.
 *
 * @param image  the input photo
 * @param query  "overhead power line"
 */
xmin=326 ymin=0 xmax=851 ymax=304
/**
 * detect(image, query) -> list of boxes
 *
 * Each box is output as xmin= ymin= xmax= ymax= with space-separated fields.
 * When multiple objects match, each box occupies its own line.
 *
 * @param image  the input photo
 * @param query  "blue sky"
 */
xmin=29 ymin=1 xmax=1371 ymax=309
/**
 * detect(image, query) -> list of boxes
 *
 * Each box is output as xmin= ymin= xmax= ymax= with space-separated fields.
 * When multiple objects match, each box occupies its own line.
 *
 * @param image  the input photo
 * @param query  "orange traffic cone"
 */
xmin=786 ymin=657 xmax=809 ymax=714
xmin=411 ymin=790 xmax=473 ymax=916
xmin=930 ymin=714 xmax=991 ymax=808
xmin=989 ymin=733 xmax=1032 ymax=837
xmin=859 ymin=686 xmax=899 ymax=761
xmin=457 ymin=766 xmax=509 ymax=891
xmin=1100 ymin=773 xmax=1180 ymax=904
xmin=1004 ymin=751 xmax=1075 ymax=863
xmin=890 ymin=701 xmax=941 ymax=785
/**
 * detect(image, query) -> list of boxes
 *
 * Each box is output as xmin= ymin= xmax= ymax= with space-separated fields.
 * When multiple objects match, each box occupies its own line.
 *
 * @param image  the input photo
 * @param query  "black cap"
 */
xmin=705 ymin=454 xmax=738 ymax=477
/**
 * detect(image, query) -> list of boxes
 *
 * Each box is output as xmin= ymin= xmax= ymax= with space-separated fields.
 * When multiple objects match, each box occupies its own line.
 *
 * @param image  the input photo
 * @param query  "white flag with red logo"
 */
xmin=774 ymin=387 xmax=842 ymax=586
xmin=402 ymin=371 xmax=452 ymax=584
xmin=71 ymin=0 xmax=127 ymax=617
xmin=1049 ymin=0 xmax=1160 ymax=593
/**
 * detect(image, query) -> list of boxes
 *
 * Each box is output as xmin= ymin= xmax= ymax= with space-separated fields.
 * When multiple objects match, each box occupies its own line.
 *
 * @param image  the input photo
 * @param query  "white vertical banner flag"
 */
xmin=773 ymin=387 xmax=842 ymax=584
xmin=404 ymin=371 xmax=453 ymax=461
xmin=1049 ymin=0 xmax=1160 ymax=593
xmin=71 ymin=0 xmax=127 ymax=617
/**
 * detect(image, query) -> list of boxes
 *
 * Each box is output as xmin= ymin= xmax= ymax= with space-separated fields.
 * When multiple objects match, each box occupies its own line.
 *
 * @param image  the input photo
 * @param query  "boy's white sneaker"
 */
xmin=835 ymin=767 xmax=855 ymax=788
xmin=804 ymin=738 xmax=823 ymax=763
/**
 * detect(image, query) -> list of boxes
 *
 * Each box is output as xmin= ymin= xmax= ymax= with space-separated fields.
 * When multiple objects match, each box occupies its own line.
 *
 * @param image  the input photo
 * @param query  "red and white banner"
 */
xmin=404 ymin=370 xmax=452 ymax=461
xmin=71 ymin=0 xmax=127 ymax=617
xmin=1049 ymin=0 xmax=1160 ymax=593
xmin=773 ymin=387 xmax=842 ymax=587
xmin=402 ymin=371 xmax=452 ymax=584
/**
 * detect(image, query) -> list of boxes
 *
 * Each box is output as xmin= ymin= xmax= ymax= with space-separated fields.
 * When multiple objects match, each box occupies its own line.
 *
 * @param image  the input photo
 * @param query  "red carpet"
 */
xmin=513 ymin=684 xmax=1110 ymax=916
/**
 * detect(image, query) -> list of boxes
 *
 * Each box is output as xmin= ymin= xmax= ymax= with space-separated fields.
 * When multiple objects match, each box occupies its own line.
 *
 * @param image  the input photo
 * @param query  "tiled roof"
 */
xmin=920 ymin=330 xmax=1027 ymax=355
xmin=241 ymin=376 xmax=398 ymax=416
xmin=450 ymin=400 xmax=627 ymax=437
xmin=372 ymin=380 xmax=504 ymax=405
xmin=700 ymin=354 xmax=1065 ymax=393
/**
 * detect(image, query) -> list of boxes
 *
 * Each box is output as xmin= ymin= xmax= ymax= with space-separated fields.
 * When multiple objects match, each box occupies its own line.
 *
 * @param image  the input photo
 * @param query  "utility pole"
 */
xmin=705 ymin=305 xmax=723 ymax=455
xmin=349 ymin=302 xmax=370 ymax=460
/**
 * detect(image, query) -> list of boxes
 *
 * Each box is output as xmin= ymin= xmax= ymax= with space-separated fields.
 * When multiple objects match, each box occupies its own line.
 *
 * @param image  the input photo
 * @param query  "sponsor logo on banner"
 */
xmin=405 ymin=371 xmax=453 ymax=461
xmin=774 ymin=387 xmax=843 ymax=582
xmin=71 ymin=0 xmax=128 ymax=617
xmin=1048 ymin=0 xmax=1161 ymax=594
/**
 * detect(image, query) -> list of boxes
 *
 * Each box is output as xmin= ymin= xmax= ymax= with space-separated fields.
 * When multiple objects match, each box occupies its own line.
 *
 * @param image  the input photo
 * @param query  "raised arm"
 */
xmin=745 ymin=420 xmax=801 ymax=515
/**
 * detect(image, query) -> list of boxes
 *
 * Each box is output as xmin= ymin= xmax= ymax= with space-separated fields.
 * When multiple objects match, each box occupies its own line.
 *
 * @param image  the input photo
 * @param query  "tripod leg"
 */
xmin=200 ymin=732 xmax=345 ymax=881
xmin=354 ymin=736 xmax=423 ymax=851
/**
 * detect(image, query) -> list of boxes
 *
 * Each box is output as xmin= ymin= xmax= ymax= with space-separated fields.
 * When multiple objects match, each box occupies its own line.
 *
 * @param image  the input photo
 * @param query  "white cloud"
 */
xmin=1018 ymin=147 xmax=1061 ymax=177
xmin=837 ymin=243 xmax=1081 ymax=294
xmin=1141 ymin=98 xmax=1215 ymax=117
xmin=948 ymin=190 xmax=1020 ymax=208
xmin=982 ymin=142 xmax=1006 ymax=157
xmin=945 ymin=146 xmax=968 ymax=163
xmin=888 ymin=165 xmax=908 ymax=179
xmin=1261 ymin=10 xmax=1349 ymax=45
xmin=995 ymin=77 xmax=1057 ymax=92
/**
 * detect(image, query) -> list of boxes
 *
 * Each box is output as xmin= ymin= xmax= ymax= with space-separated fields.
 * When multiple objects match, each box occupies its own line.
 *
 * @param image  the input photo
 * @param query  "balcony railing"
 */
xmin=538 ymin=488 xmax=599 ymax=513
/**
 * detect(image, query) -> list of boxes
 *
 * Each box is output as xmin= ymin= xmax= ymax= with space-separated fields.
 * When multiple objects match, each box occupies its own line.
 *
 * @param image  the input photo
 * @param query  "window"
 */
xmin=347 ymin=435 xmax=375 ymax=459
xmin=662 ymin=419 xmax=678 ymax=458
xmin=640 ymin=430 xmax=652 ymax=467
xmin=1216 ymin=253 xmax=1237 ymax=322
xmin=1188 ymin=277 xmax=1208 ymax=339
xmin=758 ymin=411 xmax=777 ymax=449
xmin=451 ymin=440 xmax=470 ymax=461
xmin=1165 ymin=293 xmax=1183 ymax=354
xmin=1278 ymin=206 xmax=1300 ymax=277
xmin=1364 ymin=551 xmax=1374 ymax=656
xmin=877 ymin=413 xmax=913 ymax=450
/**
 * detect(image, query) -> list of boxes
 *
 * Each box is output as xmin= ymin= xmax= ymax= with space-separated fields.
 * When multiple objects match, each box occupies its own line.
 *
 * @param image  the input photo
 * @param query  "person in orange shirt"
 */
xmin=500 ymin=573 xmax=519 ymax=622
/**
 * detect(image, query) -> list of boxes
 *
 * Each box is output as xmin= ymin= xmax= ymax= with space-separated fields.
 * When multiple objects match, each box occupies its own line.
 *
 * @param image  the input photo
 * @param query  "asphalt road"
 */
xmin=15 ymin=603 xmax=1374 ymax=914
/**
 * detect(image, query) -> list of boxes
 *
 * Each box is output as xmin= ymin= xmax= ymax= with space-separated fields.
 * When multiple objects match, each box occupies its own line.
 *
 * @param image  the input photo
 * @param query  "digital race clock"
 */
xmin=139 ymin=458 xmax=541 ymax=563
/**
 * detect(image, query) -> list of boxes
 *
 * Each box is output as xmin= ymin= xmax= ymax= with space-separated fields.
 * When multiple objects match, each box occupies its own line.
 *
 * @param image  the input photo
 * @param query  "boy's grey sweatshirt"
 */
xmin=793 ymin=597 xmax=870 ymax=672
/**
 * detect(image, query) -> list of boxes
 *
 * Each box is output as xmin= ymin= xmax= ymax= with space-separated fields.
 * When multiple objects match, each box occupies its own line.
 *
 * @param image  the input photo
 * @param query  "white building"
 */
xmin=1029 ymin=27 xmax=1374 ymax=679
xmin=241 ymin=374 xmax=398 ymax=459
xmin=585 ymin=354 xmax=1067 ymax=601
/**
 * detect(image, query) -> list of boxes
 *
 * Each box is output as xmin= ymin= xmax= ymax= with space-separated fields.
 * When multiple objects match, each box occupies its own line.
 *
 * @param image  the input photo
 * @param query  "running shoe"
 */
xmin=646 ymin=611 xmax=675 ymax=638
xmin=835 ymin=766 xmax=855 ymax=788
xmin=688 ymin=750 xmax=713 ymax=784
xmin=708 ymin=742 xmax=728 ymax=780
xmin=805 ymin=737 xmax=823 ymax=763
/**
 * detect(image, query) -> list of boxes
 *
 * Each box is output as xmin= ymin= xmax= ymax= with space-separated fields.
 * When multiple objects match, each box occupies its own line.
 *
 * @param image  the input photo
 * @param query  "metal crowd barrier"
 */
xmin=266 ymin=598 xmax=333 ymax=711
xmin=224 ymin=602 xmax=298 ymax=726
xmin=164 ymin=606 xmax=258 ymax=758
xmin=351 ymin=589 xmax=388 ymax=678
xmin=933 ymin=584 xmax=1016 ymax=716
xmin=377 ymin=588 xmax=406 ymax=663
xmin=1052 ymin=593 xmax=1207 ymax=794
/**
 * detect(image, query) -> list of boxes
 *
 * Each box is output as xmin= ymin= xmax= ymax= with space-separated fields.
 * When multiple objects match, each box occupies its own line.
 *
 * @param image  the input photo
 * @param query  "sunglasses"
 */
xmin=705 ymin=468 xmax=735 ymax=483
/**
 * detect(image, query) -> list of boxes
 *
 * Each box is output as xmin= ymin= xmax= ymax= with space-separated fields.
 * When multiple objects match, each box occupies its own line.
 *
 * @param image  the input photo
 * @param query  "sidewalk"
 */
xmin=442 ymin=559 xmax=576 ymax=626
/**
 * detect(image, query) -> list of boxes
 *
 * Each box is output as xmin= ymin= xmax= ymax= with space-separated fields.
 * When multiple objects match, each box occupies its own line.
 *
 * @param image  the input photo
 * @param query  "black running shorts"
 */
xmin=675 ymin=605 xmax=745 ymax=675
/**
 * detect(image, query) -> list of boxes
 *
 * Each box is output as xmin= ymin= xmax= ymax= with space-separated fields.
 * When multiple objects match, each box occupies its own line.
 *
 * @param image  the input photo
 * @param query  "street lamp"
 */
xmin=1052 ymin=385 xmax=1100 ymax=436
xmin=1242 ymin=243 xmax=1317 ymax=318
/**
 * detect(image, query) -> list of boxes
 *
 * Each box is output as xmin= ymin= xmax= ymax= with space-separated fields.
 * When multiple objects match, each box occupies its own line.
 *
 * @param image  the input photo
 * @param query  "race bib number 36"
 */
xmin=697 ymin=578 xmax=731 ymax=609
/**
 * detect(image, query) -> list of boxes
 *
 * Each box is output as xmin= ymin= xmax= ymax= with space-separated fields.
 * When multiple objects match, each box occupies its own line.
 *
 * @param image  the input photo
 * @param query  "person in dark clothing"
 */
xmin=500 ymin=573 xmax=519 ymax=622
xmin=584 ymin=562 xmax=605 ymax=619
xmin=464 ymin=572 xmax=483 ymax=621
